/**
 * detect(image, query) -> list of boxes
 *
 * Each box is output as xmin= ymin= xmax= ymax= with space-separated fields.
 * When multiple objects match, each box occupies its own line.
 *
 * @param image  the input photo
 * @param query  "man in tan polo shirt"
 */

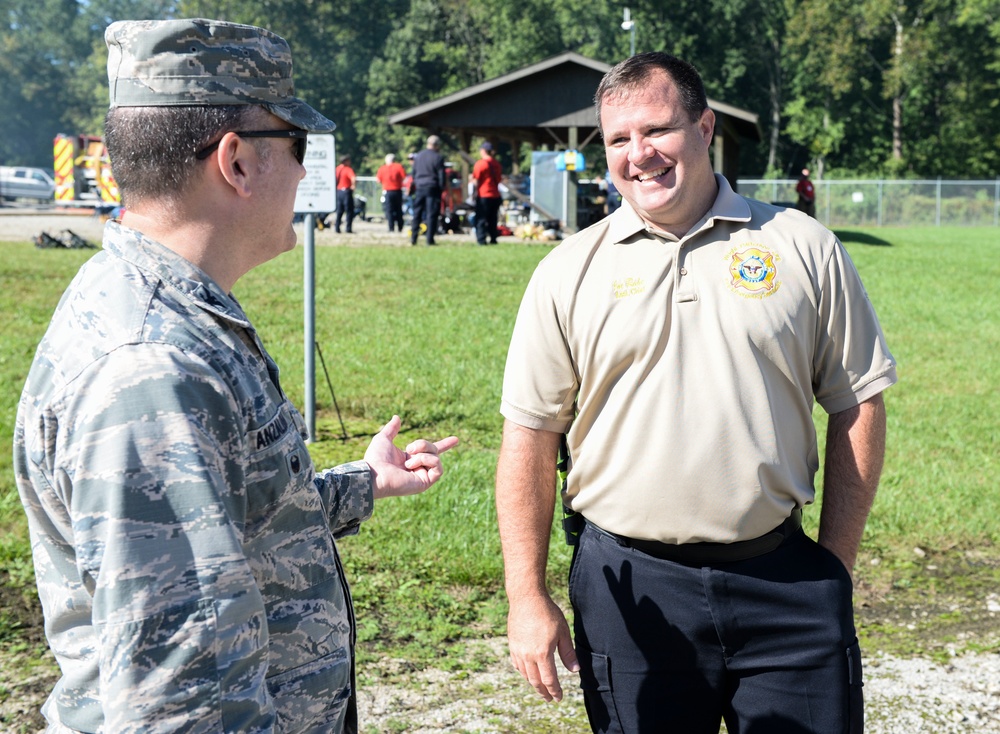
xmin=496 ymin=52 xmax=895 ymax=734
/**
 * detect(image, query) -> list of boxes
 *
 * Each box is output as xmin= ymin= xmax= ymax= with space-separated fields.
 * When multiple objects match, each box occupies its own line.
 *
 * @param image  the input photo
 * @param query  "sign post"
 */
xmin=294 ymin=134 xmax=336 ymax=442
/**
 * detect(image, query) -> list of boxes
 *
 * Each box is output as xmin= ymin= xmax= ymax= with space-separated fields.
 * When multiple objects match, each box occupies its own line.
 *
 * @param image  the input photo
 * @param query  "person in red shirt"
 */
xmin=472 ymin=141 xmax=503 ymax=245
xmin=796 ymin=168 xmax=816 ymax=218
xmin=334 ymin=155 xmax=356 ymax=233
xmin=376 ymin=153 xmax=407 ymax=232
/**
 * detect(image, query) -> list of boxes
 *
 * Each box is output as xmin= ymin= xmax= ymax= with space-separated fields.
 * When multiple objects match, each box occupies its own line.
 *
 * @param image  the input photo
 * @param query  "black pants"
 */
xmin=570 ymin=522 xmax=864 ymax=734
xmin=411 ymin=186 xmax=441 ymax=244
xmin=475 ymin=196 xmax=501 ymax=244
xmin=383 ymin=190 xmax=404 ymax=232
xmin=335 ymin=189 xmax=354 ymax=232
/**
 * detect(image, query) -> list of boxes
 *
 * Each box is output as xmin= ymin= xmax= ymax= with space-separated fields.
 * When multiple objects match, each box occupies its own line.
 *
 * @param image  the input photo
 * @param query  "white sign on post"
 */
xmin=296 ymin=133 xmax=336 ymax=442
xmin=294 ymin=134 xmax=337 ymax=214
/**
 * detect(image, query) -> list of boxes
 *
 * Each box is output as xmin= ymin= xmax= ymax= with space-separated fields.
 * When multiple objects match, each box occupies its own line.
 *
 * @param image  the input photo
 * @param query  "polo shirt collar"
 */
xmin=607 ymin=173 xmax=752 ymax=245
xmin=703 ymin=173 xmax=752 ymax=227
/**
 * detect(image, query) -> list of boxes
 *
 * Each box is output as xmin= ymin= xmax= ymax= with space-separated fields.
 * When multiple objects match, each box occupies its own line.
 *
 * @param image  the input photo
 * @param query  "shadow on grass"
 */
xmin=834 ymin=230 xmax=893 ymax=246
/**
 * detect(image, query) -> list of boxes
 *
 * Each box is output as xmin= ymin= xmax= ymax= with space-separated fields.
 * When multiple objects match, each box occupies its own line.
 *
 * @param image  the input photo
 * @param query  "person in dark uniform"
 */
xmin=409 ymin=135 xmax=446 ymax=245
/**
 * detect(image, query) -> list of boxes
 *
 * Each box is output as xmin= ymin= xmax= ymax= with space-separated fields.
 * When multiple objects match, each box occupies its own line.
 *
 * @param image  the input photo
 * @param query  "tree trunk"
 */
xmin=892 ymin=15 xmax=904 ymax=161
xmin=768 ymin=76 xmax=781 ymax=173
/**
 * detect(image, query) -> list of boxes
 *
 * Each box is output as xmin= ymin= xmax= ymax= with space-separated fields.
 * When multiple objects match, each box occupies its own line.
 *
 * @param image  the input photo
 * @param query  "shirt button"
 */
xmin=679 ymin=267 xmax=688 ymax=276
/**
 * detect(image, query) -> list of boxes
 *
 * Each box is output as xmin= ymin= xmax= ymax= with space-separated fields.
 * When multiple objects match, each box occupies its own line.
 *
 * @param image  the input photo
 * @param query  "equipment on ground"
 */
xmin=34 ymin=229 xmax=97 ymax=249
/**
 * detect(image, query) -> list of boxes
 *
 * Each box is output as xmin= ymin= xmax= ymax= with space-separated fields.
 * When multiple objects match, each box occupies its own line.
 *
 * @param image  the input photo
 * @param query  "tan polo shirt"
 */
xmin=501 ymin=175 xmax=897 ymax=544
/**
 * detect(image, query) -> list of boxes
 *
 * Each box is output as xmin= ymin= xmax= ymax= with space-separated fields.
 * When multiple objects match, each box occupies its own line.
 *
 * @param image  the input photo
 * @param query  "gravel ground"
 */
xmin=0 ymin=638 xmax=1000 ymax=734
xmin=3 ymin=634 xmax=998 ymax=733
xmin=2 ymin=205 xmax=999 ymax=732
xmin=352 ymin=637 xmax=1000 ymax=734
xmin=0 ymin=205 xmax=482 ymax=247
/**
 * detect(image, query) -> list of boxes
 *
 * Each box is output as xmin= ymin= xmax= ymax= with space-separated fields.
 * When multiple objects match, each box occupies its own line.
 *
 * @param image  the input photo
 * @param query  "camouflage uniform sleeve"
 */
xmin=313 ymin=461 xmax=374 ymax=539
xmin=57 ymin=345 xmax=275 ymax=732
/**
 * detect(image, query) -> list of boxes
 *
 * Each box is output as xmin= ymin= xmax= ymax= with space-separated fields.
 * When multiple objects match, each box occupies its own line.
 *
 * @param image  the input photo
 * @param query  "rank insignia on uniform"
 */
xmin=727 ymin=246 xmax=780 ymax=298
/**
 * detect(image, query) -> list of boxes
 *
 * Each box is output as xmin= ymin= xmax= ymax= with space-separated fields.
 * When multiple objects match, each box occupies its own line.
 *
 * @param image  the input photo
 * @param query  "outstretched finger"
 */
xmin=435 ymin=435 xmax=460 ymax=453
xmin=404 ymin=435 xmax=459 ymax=456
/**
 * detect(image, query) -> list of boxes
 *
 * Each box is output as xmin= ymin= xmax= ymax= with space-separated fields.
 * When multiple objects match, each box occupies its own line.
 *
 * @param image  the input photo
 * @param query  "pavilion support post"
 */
xmin=566 ymin=126 xmax=579 ymax=233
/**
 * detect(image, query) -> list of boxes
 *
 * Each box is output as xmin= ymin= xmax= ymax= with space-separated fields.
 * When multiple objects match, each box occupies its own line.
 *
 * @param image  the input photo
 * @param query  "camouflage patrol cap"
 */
xmin=105 ymin=18 xmax=335 ymax=133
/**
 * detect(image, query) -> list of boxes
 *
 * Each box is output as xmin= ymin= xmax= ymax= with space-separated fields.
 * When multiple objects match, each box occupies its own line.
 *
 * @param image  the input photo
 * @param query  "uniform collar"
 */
xmin=103 ymin=220 xmax=252 ymax=328
xmin=607 ymin=174 xmax=752 ymax=245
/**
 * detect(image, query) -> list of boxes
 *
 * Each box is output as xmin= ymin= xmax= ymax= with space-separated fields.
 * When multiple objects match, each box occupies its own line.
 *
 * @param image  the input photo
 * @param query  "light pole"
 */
xmin=621 ymin=8 xmax=636 ymax=57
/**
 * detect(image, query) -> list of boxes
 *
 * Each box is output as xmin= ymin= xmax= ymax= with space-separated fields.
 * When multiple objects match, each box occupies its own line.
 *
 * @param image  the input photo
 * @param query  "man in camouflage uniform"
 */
xmin=13 ymin=18 xmax=457 ymax=734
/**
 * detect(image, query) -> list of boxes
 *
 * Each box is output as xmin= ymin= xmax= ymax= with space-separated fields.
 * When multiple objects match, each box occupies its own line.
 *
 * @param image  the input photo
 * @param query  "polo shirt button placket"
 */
xmin=675 ymin=253 xmax=698 ymax=303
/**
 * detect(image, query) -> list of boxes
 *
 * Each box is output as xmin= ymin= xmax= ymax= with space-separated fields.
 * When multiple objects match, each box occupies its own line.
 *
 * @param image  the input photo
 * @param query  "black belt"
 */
xmin=587 ymin=509 xmax=802 ymax=565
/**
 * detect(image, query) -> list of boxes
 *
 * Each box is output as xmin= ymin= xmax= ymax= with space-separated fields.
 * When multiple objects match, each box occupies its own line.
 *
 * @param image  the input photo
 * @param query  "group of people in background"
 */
xmin=346 ymin=134 xmax=506 ymax=245
xmin=343 ymin=144 xmax=814 ymax=241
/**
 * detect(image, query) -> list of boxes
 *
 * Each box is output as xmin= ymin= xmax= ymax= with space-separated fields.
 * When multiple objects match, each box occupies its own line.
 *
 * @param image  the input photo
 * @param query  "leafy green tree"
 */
xmin=357 ymin=0 xmax=623 ymax=173
xmin=783 ymin=0 xmax=887 ymax=176
xmin=551 ymin=0 xmax=622 ymax=62
xmin=0 ymin=0 xmax=94 ymax=166
xmin=6 ymin=0 xmax=994 ymax=180
xmin=953 ymin=0 xmax=1000 ymax=175
xmin=857 ymin=0 xmax=939 ymax=175
xmin=357 ymin=0 xmax=462 ymax=171
xmin=898 ymin=0 xmax=999 ymax=176
xmin=69 ymin=0 xmax=178 ymax=133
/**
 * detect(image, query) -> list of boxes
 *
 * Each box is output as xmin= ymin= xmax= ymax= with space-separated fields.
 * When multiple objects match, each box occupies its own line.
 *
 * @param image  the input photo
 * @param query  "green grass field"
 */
xmin=1 ymin=227 xmax=998 ymax=669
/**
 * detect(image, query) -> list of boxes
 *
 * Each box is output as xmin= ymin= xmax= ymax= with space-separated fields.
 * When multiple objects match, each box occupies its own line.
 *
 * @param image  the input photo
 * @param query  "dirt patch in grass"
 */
xmin=854 ymin=547 xmax=1000 ymax=660
xmin=0 ymin=572 xmax=54 ymax=734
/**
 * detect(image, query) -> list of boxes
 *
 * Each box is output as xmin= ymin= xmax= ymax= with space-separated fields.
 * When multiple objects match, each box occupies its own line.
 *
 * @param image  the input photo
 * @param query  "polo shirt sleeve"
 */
xmin=813 ymin=240 xmax=897 ymax=414
xmin=501 ymin=258 xmax=579 ymax=433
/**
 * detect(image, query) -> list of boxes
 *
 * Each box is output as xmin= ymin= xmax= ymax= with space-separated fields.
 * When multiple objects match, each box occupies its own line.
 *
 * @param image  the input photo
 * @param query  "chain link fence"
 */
xmin=738 ymin=179 xmax=1000 ymax=227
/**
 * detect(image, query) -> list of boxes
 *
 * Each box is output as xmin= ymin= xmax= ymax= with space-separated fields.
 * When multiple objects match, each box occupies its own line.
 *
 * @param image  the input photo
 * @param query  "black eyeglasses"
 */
xmin=196 ymin=129 xmax=308 ymax=165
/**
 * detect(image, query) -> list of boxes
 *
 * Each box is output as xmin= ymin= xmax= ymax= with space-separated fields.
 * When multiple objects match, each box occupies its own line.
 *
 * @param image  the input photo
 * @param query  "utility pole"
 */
xmin=621 ymin=8 xmax=636 ymax=57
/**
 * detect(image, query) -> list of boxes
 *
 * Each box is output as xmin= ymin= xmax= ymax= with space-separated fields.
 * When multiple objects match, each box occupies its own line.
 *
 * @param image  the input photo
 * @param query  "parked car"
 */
xmin=0 ymin=166 xmax=55 ymax=202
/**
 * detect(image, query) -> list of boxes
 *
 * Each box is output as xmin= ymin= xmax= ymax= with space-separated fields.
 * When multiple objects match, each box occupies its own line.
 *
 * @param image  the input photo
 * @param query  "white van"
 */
xmin=0 ymin=166 xmax=55 ymax=202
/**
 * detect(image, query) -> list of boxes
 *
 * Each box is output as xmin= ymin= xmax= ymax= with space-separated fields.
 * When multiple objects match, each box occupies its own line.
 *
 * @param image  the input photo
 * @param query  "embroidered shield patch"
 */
xmin=728 ymin=246 xmax=780 ymax=298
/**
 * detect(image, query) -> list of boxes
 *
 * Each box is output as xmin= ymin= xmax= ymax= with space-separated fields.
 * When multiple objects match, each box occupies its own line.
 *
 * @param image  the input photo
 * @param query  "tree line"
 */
xmin=2 ymin=0 xmax=997 ymax=179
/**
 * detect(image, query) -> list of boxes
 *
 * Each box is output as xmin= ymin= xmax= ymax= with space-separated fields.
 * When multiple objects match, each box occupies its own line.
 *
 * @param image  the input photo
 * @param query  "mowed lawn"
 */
xmin=1 ymin=226 xmax=997 ymax=658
